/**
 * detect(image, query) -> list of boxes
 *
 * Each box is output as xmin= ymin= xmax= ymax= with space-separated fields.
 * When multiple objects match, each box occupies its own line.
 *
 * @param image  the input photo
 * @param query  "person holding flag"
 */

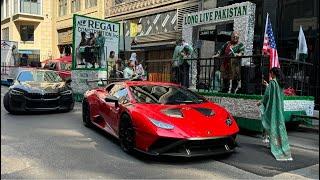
xmin=259 ymin=13 xmax=293 ymax=161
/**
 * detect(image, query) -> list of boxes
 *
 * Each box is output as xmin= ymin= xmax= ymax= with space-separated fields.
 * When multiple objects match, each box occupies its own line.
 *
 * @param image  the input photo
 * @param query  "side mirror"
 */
xmin=105 ymin=96 xmax=119 ymax=107
xmin=7 ymin=79 xmax=14 ymax=85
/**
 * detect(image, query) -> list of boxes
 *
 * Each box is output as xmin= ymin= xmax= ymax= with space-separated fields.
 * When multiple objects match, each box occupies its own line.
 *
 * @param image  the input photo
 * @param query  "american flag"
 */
xmin=262 ymin=13 xmax=280 ymax=68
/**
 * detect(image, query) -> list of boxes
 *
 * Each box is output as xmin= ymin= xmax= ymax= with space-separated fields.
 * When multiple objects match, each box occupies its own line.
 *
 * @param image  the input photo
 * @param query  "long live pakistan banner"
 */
xmin=71 ymin=15 xmax=119 ymax=98
xmin=183 ymin=3 xmax=248 ymax=26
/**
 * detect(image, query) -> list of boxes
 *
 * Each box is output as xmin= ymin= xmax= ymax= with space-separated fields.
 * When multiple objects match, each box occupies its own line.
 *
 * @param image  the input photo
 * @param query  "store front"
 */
xmin=114 ymin=1 xmax=199 ymax=60
xmin=57 ymin=28 xmax=73 ymax=57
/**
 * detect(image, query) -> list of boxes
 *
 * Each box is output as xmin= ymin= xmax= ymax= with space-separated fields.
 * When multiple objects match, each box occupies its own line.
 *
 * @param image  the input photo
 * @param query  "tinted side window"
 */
xmin=112 ymin=86 xmax=129 ymax=104
xmin=113 ymin=88 xmax=126 ymax=98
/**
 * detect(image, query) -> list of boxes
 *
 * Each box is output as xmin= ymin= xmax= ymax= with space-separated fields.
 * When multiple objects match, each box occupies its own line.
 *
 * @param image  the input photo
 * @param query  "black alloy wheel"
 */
xmin=82 ymin=99 xmax=92 ymax=127
xmin=119 ymin=114 xmax=135 ymax=154
xmin=3 ymin=93 xmax=17 ymax=114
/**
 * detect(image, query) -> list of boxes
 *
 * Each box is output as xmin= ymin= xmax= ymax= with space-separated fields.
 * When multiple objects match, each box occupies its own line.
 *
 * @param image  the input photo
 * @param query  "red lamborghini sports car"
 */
xmin=82 ymin=81 xmax=239 ymax=157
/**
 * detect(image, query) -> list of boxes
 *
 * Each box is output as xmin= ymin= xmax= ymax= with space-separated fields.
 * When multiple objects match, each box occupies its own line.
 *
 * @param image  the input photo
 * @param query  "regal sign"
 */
xmin=184 ymin=4 xmax=248 ymax=26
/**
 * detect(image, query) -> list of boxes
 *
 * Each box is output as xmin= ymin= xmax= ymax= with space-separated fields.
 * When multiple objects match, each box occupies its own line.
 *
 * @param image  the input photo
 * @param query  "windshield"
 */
xmin=129 ymin=85 xmax=206 ymax=104
xmin=17 ymin=70 xmax=63 ymax=83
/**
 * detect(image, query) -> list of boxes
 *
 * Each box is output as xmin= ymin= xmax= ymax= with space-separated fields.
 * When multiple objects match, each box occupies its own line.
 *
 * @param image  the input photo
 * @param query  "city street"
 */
xmin=1 ymin=86 xmax=319 ymax=179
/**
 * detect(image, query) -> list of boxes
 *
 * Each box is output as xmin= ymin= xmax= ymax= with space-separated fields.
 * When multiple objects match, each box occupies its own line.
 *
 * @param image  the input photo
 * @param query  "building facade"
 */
xmin=1 ymin=0 xmax=53 ymax=64
xmin=105 ymin=0 xmax=201 ymax=61
xmin=53 ymin=0 xmax=106 ymax=59
xmin=1 ymin=0 xmax=106 ymax=63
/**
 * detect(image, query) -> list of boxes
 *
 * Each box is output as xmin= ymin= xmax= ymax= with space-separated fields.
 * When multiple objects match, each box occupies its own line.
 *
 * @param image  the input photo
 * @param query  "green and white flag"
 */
xmin=296 ymin=26 xmax=308 ymax=61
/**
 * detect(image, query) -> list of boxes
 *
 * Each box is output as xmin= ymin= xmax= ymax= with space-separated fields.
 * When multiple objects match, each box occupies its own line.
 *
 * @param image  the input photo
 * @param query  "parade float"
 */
xmin=197 ymin=92 xmax=314 ymax=132
xmin=180 ymin=1 xmax=316 ymax=131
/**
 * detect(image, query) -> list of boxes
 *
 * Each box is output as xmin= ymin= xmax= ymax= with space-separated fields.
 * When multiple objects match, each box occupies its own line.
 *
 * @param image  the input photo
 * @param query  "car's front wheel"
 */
xmin=3 ymin=93 xmax=17 ymax=114
xmin=119 ymin=114 xmax=135 ymax=154
xmin=82 ymin=99 xmax=92 ymax=128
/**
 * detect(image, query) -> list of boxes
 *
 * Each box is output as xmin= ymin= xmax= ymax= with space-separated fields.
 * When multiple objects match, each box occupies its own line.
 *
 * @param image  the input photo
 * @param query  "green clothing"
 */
xmin=261 ymin=79 xmax=292 ymax=161
xmin=172 ymin=44 xmax=194 ymax=67
xmin=172 ymin=45 xmax=183 ymax=67
xmin=218 ymin=41 xmax=244 ymax=80
xmin=218 ymin=41 xmax=245 ymax=56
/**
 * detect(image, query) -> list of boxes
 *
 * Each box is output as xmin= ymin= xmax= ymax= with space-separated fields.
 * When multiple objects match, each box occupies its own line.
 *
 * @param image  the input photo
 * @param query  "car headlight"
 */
xmin=149 ymin=118 xmax=174 ymax=130
xmin=10 ymin=89 xmax=24 ymax=95
xmin=226 ymin=116 xmax=233 ymax=126
xmin=60 ymin=90 xmax=72 ymax=95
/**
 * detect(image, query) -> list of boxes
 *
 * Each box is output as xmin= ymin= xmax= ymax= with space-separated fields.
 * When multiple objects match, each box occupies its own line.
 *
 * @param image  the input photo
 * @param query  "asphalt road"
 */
xmin=1 ymin=86 xmax=319 ymax=179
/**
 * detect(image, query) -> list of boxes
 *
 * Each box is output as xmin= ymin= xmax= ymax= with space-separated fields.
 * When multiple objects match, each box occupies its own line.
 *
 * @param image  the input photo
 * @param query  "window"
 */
xmin=17 ymin=70 xmax=62 ymax=82
xmin=2 ymin=28 xmax=9 ymax=41
xmin=1 ymin=0 xmax=4 ymax=20
xmin=59 ymin=0 xmax=67 ymax=16
xmin=85 ymin=0 xmax=97 ymax=8
xmin=113 ymin=87 xmax=129 ymax=104
xmin=17 ymin=71 xmax=34 ymax=82
xmin=20 ymin=25 xmax=34 ymax=41
xmin=20 ymin=0 xmax=41 ymax=15
xmin=6 ymin=0 xmax=9 ymax=17
xmin=14 ymin=0 xmax=18 ymax=14
xmin=130 ymin=85 xmax=205 ymax=104
xmin=1 ymin=0 xmax=10 ymax=20
xmin=115 ymin=0 xmax=125 ymax=5
xmin=71 ymin=0 xmax=80 ymax=13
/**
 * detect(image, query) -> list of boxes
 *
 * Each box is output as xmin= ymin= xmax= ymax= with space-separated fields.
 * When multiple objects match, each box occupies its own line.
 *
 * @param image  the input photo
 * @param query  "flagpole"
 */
xmin=296 ymin=26 xmax=301 ymax=60
xmin=264 ymin=13 xmax=269 ymax=39
xmin=261 ymin=13 xmax=269 ymax=93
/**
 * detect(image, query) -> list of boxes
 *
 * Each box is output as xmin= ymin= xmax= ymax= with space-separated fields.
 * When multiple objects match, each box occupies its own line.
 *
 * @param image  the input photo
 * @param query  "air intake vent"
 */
xmin=177 ymin=4 xmax=199 ymax=30
xmin=194 ymin=108 xmax=215 ymax=116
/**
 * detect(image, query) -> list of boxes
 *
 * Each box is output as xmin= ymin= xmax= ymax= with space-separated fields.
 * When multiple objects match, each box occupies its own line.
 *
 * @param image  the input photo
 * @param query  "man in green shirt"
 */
xmin=172 ymin=39 xmax=183 ymax=83
xmin=172 ymin=39 xmax=193 ymax=88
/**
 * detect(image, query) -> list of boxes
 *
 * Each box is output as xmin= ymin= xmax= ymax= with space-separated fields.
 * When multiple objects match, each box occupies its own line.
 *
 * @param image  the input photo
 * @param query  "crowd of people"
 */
xmin=107 ymin=52 xmax=146 ymax=80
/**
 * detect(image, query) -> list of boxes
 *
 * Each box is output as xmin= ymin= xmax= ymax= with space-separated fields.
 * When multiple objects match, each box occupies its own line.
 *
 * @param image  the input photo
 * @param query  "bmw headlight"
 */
xmin=149 ymin=118 xmax=174 ymax=130
xmin=60 ymin=90 xmax=72 ymax=95
xmin=10 ymin=89 xmax=24 ymax=95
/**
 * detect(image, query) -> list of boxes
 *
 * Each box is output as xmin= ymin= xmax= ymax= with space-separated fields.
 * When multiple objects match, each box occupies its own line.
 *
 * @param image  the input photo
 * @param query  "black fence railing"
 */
xmin=145 ymin=55 xmax=319 ymax=108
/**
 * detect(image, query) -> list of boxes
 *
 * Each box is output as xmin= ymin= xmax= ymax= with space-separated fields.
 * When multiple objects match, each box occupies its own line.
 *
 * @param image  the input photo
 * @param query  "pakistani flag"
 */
xmin=296 ymin=26 xmax=308 ymax=61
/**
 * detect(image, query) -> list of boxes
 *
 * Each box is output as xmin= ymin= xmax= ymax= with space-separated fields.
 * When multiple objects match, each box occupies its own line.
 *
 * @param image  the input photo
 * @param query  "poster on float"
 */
xmin=72 ymin=14 xmax=120 ymax=70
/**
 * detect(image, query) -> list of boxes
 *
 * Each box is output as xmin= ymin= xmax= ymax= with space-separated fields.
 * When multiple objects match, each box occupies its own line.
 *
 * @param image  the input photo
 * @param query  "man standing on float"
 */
xmin=213 ymin=31 xmax=244 ymax=93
